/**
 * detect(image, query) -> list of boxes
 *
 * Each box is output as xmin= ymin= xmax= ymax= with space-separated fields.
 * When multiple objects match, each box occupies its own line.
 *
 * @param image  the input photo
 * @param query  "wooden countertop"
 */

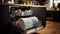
xmin=47 ymin=10 xmax=60 ymax=12
xmin=0 ymin=2 xmax=46 ymax=7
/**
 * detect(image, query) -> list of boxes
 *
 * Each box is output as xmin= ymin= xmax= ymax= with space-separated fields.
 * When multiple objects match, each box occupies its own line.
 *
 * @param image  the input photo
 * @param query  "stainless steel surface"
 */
xmin=12 ymin=17 xmax=41 ymax=30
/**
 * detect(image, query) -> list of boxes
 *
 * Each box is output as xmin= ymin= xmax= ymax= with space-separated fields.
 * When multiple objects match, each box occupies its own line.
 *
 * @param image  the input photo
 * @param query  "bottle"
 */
xmin=2 ymin=0 xmax=4 ymax=3
xmin=11 ymin=0 xmax=14 ymax=4
xmin=14 ymin=0 xmax=19 ymax=4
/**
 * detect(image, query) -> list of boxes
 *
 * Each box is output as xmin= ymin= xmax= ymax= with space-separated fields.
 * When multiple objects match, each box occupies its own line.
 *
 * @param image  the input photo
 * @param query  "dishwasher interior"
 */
xmin=9 ymin=6 xmax=46 ymax=34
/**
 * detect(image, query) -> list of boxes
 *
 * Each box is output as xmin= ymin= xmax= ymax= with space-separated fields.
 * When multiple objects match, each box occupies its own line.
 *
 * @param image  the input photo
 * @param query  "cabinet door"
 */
xmin=0 ymin=0 xmax=2 ymax=2
xmin=0 ymin=5 xmax=10 ymax=34
xmin=53 ymin=11 xmax=60 ymax=22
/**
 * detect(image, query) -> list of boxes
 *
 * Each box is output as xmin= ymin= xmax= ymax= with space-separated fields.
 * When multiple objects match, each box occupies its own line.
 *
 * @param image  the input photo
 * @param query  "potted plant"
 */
xmin=57 ymin=3 xmax=60 ymax=10
xmin=53 ymin=3 xmax=57 ymax=10
xmin=19 ymin=0 xmax=27 ymax=4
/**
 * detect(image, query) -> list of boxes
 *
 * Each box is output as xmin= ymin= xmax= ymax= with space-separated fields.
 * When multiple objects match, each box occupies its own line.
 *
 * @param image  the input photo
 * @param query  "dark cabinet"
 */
xmin=46 ymin=10 xmax=60 ymax=22
xmin=0 ymin=0 xmax=2 ymax=2
xmin=0 ymin=5 xmax=10 ymax=34
xmin=53 ymin=11 xmax=60 ymax=22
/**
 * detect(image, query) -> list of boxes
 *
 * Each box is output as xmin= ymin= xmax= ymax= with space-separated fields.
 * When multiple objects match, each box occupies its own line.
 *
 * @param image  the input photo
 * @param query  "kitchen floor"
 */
xmin=36 ymin=21 xmax=60 ymax=34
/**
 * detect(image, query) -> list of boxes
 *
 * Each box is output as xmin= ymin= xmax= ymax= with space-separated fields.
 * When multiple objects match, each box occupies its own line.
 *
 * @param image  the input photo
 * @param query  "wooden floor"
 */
xmin=36 ymin=21 xmax=60 ymax=34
